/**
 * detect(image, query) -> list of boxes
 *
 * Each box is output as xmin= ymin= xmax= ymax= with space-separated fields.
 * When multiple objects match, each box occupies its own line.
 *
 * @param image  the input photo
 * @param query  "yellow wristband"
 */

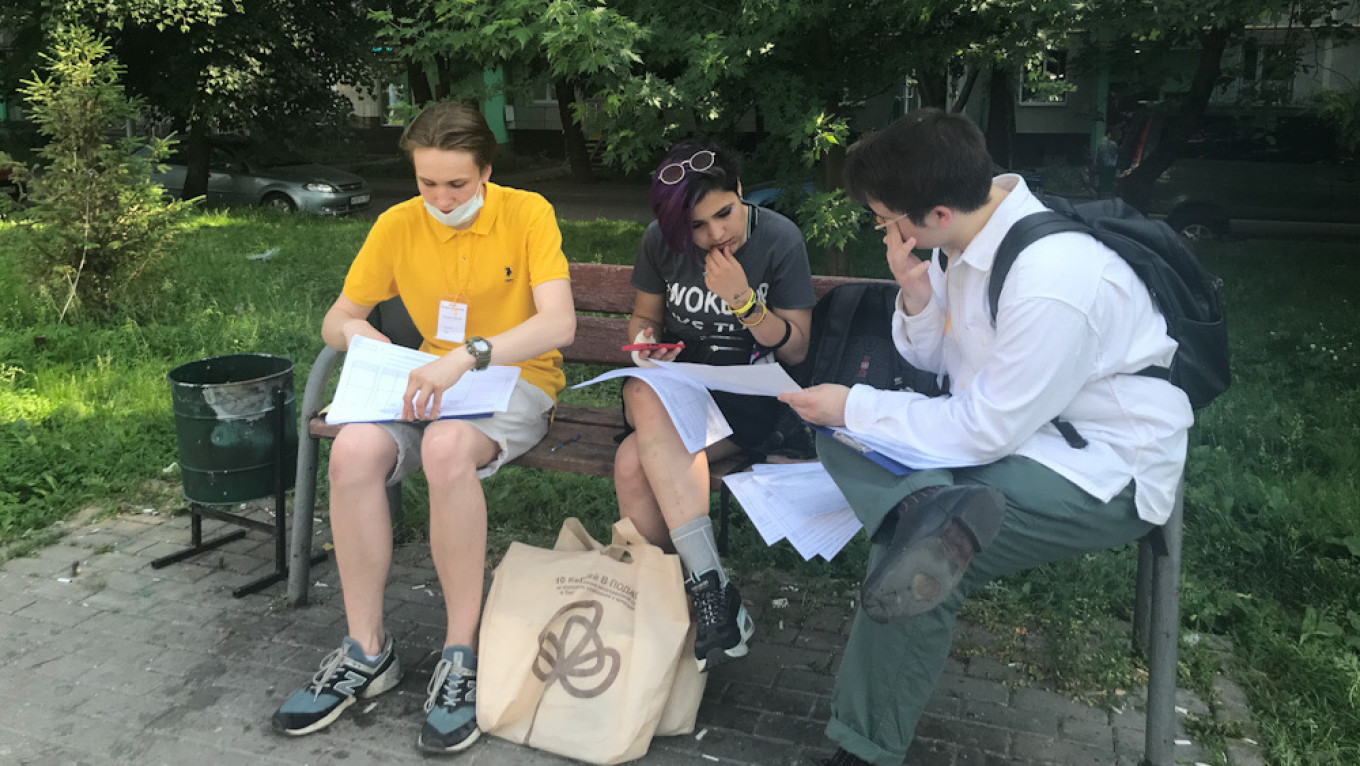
xmin=730 ymin=289 xmax=757 ymax=316
xmin=738 ymin=301 xmax=768 ymax=327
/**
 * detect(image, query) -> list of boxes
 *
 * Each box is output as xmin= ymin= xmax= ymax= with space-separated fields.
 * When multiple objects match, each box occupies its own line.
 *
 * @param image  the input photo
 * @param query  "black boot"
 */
xmin=860 ymin=484 xmax=1006 ymax=623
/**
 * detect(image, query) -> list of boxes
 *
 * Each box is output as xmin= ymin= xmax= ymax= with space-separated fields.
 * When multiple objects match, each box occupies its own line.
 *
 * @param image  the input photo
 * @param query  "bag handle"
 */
xmin=552 ymin=517 xmax=651 ymax=563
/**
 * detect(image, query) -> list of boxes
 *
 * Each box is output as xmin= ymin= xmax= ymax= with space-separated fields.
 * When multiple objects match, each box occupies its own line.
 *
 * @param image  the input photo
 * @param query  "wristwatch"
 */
xmin=465 ymin=336 xmax=492 ymax=371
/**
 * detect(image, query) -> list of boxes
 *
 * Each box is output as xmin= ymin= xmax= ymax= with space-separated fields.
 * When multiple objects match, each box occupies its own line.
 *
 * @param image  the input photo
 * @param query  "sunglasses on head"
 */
xmin=657 ymin=150 xmax=716 ymax=185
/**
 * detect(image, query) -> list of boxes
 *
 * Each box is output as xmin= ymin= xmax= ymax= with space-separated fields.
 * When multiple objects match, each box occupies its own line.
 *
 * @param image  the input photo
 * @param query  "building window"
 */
xmin=1240 ymin=38 xmax=1295 ymax=104
xmin=1019 ymin=50 xmax=1068 ymax=105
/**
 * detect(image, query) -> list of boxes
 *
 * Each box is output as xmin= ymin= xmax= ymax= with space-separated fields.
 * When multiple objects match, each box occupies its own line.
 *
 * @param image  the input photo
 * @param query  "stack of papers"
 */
xmin=722 ymin=462 xmax=862 ymax=561
xmin=325 ymin=336 xmax=521 ymax=424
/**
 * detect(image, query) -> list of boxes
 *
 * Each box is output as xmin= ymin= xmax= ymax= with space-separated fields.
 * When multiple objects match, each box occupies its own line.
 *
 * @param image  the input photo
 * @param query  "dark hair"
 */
xmin=399 ymin=102 xmax=497 ymax=170
xmin=844 ymin=109 xmax=993 ymax=225
xmin=649 ymin=140 xmax=740 ymax=255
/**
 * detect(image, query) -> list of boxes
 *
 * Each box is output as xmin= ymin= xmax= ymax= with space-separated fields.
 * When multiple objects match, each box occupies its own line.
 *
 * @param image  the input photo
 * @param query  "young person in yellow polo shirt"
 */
xmin=271 ymin=102 xmax=576 ymax=755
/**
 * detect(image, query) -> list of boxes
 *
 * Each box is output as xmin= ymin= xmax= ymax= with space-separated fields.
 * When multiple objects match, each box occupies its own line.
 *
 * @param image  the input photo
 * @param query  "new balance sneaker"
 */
xmin=686 ymin=570 xmax=755 ymax=671
xmin=417 ymin=645 xmax=480 ymax=754
xmin=272 ymin=635 xmax=403 ymax=736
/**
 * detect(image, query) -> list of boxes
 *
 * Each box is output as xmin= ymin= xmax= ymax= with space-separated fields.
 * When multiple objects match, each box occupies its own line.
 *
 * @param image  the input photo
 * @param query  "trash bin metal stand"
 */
xmin=153 ymin=387 xmax=324 ymax=597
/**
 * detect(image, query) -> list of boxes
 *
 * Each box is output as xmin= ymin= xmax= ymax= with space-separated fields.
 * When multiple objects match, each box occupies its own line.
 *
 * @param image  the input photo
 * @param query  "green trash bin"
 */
xmin=168 ymin=354 xmax=297 ymax=505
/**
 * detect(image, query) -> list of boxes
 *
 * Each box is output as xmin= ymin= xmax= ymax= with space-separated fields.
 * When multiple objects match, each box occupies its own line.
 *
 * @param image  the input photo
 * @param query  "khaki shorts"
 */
xmin=376 ymin=377 xmax=554 ymax=485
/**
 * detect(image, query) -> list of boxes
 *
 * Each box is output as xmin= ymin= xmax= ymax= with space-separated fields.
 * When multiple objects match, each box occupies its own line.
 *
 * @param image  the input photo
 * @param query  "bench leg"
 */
xmin=287 ymin=435 xmax=322 ymax=606
xmin=717 ymin=482 xmax=734 ymax=556
xmin=1142 ymin=487 xmax=1184 ymax=766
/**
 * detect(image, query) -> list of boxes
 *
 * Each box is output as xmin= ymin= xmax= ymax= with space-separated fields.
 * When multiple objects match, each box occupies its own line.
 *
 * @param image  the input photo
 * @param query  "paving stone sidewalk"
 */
xmin=1 ymin=506 xmax=1259 ymax=766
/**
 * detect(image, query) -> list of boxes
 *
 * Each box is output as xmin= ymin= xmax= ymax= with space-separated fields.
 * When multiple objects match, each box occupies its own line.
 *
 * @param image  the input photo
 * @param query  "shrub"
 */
xmin=0 ymin=25 xmax=191 ymax=321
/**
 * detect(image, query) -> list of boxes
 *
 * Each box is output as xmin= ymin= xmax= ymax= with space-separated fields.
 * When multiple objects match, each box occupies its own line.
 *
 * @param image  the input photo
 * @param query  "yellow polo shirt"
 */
xmin=342 ymin=183 xmax=571 ymax=399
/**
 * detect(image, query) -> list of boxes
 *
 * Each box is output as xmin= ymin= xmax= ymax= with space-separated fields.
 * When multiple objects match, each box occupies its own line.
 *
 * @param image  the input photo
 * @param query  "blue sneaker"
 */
xmin=271 ymin=635 xmax=402 ymax=736
xmin=418 ymin=645 xmax=480 ymax=753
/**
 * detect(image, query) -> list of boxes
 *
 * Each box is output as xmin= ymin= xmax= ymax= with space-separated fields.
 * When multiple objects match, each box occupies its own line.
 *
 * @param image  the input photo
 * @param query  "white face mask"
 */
xmin=424 ymin=184 xmax=483 ymax=228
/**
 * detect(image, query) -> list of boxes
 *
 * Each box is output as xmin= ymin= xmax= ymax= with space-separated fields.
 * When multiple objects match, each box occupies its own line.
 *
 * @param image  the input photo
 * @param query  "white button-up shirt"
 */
xmin=843 ymin=176 xmax=1193 ymax=524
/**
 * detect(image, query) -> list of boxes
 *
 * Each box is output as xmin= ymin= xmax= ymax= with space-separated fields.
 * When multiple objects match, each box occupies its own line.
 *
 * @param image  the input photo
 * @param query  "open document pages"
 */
xmin=325 ymin=335 xmax=521 ymax=425
xmin=722 ymin=462 xmax=862 ymax=561
xmin=571 ymin=365 xmax=733 ymax=453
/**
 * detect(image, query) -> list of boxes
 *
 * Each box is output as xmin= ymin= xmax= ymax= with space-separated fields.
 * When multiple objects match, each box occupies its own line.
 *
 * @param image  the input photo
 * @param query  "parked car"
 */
xmin=146 ymin=139 xmax=371 ymax=215
xmin=1121 ymin=111 xmax=1359 ymax=240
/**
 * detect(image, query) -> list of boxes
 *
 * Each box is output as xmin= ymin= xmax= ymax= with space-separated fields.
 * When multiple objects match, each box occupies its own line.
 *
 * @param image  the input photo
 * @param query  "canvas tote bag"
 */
xmin=477 ymin=517 xmax=706 ymax=764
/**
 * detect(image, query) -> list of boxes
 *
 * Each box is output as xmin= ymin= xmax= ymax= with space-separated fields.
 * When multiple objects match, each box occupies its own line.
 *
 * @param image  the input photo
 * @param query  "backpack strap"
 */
xmin=990 ymin=209 xmax=1097 ymax=450
xmin=988 ymin=210 xmax=1089 ymax=322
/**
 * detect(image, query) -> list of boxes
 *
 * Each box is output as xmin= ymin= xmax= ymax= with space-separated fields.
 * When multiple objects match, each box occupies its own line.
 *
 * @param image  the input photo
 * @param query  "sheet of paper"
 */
xmin=325 ymin=335 xmax=520 ymax=424
xmin=650 ymin=360 xmax=802 ymax=397
xmin=722 ymin=462 xmax=863 ymax=561
xmin=572 ymin=366 xmax=731 ymax=452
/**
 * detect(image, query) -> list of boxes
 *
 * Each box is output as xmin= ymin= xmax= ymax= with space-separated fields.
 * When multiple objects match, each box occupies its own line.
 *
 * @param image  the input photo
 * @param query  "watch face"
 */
xmin=472 ymin=339 xmax=490 ymax=353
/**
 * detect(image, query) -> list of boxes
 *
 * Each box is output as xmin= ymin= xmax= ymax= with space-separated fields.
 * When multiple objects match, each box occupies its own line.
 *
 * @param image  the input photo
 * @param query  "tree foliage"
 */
xmin=1 ymin=26 xmax=191 ymax=321
xmin=2 ymin=0 xmax=381 ymax=200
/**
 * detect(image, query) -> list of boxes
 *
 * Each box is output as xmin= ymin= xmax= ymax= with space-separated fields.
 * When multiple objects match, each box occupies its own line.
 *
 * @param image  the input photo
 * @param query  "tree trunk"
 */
xmin=950 ymin=67 xmax=980 ymax=113
xmin=985 ymin=63 xmax=1016 ymax=168
xmin=407 ymin=61 xmax=433 ymax=107
xmin=181 ymin=117 xmax=211 ymax=201
xmin=556 ymin=80 xmax=595 ymax=184
xmin=915 ymin=70 xmax=948 ymax=109
xmin=1121 ymin=26 xmax=1234 ymax=210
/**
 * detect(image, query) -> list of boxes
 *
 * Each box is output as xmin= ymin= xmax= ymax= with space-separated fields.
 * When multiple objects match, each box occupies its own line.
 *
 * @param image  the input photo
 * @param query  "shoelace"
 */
xmin=424 ymin=657 xmax=476 ymax=713
xmin=690 ymin=581 xmax=726 ymax=628
xmin=307 ymin=646 xmax=349 ymax=697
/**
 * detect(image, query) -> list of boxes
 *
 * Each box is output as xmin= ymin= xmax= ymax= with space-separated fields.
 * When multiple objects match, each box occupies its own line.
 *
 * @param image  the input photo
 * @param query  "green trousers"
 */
xmin=817 ymin=434 xmax=1154 ymax=766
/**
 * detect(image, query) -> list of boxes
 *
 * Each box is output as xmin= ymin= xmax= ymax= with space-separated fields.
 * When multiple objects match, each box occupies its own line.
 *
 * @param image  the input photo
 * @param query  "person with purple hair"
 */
xmin=615 ymin=141 xmax=816 ymax=670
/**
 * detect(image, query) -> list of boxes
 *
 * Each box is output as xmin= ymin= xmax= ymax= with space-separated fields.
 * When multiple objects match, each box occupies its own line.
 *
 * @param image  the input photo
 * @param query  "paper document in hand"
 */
xmin=649 ymin=360 xmax=802 ymax=397
xmin=571 ymin=366 xmax=731 ymax=452
xmin=325 ymin=335 xmax=521 ymax=424
xmin=722 ymin=462 xmax=863 ymax=561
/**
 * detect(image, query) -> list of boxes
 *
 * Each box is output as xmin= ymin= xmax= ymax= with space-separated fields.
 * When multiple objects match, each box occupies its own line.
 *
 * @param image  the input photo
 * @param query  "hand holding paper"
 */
xmin=325 ymin=336 xmax=520 ymax=425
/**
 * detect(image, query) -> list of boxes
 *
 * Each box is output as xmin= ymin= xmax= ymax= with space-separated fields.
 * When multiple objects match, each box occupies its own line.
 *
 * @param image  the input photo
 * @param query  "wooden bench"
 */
xmin=284 ymin=262 xmax=862 ymax=606
xmin=278 ymin=259 xmax=1183 ymax=765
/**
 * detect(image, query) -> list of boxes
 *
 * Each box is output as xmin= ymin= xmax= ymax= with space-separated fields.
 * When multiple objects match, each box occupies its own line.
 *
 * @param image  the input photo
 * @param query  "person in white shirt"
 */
xmin=780 ymin=109 xmax=1192 ymax=766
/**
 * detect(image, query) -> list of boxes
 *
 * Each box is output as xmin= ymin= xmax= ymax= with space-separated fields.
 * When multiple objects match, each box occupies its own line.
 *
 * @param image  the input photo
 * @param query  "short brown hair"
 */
xmin=844 ymin=109 xmax=992 ymax=225
xmin=398 ymin=102 xmax=497 ymax=170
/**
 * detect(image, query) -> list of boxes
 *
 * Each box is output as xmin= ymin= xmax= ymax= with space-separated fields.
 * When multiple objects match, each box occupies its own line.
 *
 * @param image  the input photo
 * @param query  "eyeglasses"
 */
xmin=872 ymin=211 xmax=910 ymax=231
xmin=657 ymin=150 xmax=716 ymax=185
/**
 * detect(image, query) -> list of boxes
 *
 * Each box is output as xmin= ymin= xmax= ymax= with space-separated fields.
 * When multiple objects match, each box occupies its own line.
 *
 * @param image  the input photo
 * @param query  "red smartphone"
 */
xmin=621 ymin=342 xmax=685 ymax=352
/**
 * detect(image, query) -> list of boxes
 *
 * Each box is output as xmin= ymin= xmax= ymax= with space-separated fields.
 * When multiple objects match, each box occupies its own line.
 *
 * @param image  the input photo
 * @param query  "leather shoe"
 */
xmin=860 ymin=484 xmax=1006 ymax=623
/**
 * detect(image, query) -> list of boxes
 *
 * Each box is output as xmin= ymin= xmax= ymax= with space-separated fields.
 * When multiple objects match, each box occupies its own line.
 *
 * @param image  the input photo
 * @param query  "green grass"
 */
xmin=3 ymin=211 xmax=1359 ymax=762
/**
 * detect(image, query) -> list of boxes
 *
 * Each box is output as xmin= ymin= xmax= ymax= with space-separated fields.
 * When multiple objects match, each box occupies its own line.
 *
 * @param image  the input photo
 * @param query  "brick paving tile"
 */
xmin=0 ymin=508 xmax=1265 ymax=766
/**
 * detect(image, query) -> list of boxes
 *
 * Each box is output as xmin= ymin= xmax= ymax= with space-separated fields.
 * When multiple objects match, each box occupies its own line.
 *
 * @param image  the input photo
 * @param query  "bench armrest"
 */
xmin=300 ymin=345 xmax=343 ymax=423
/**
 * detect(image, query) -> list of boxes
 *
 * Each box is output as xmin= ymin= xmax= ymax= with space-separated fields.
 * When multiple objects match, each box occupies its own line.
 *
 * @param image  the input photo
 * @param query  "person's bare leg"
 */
xmin=421 ymin=419 xmax=499 ymax=649
xmin=619 ymin=377 xmax=738 ymax=531
xmin=328 ymin=423 xmax=399 ymax=655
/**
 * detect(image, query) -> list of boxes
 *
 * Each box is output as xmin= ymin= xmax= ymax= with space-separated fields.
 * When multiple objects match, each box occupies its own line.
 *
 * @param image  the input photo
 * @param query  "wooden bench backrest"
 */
xmin=565 ymin=262 xmax=881 ymax=367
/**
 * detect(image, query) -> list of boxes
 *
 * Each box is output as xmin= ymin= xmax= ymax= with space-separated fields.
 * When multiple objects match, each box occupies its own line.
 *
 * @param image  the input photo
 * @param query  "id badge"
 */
xmin=436 ymin=299 xmax=469 ymax=343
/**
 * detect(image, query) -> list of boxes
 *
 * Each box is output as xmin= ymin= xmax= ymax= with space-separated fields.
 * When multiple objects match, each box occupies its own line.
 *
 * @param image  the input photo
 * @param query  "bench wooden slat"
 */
xmin=568 ymin=262 xmax=636 ymax=314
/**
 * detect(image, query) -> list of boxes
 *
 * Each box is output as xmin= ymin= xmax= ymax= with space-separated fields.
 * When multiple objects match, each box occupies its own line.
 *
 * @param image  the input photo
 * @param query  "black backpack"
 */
xmin=989 ymin=195 xmax=1231 ymax=410
xmin=795 ymin=281 xmax=942 ymax=395
xmin=761 ymin=282 xmax=940 ymax=459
